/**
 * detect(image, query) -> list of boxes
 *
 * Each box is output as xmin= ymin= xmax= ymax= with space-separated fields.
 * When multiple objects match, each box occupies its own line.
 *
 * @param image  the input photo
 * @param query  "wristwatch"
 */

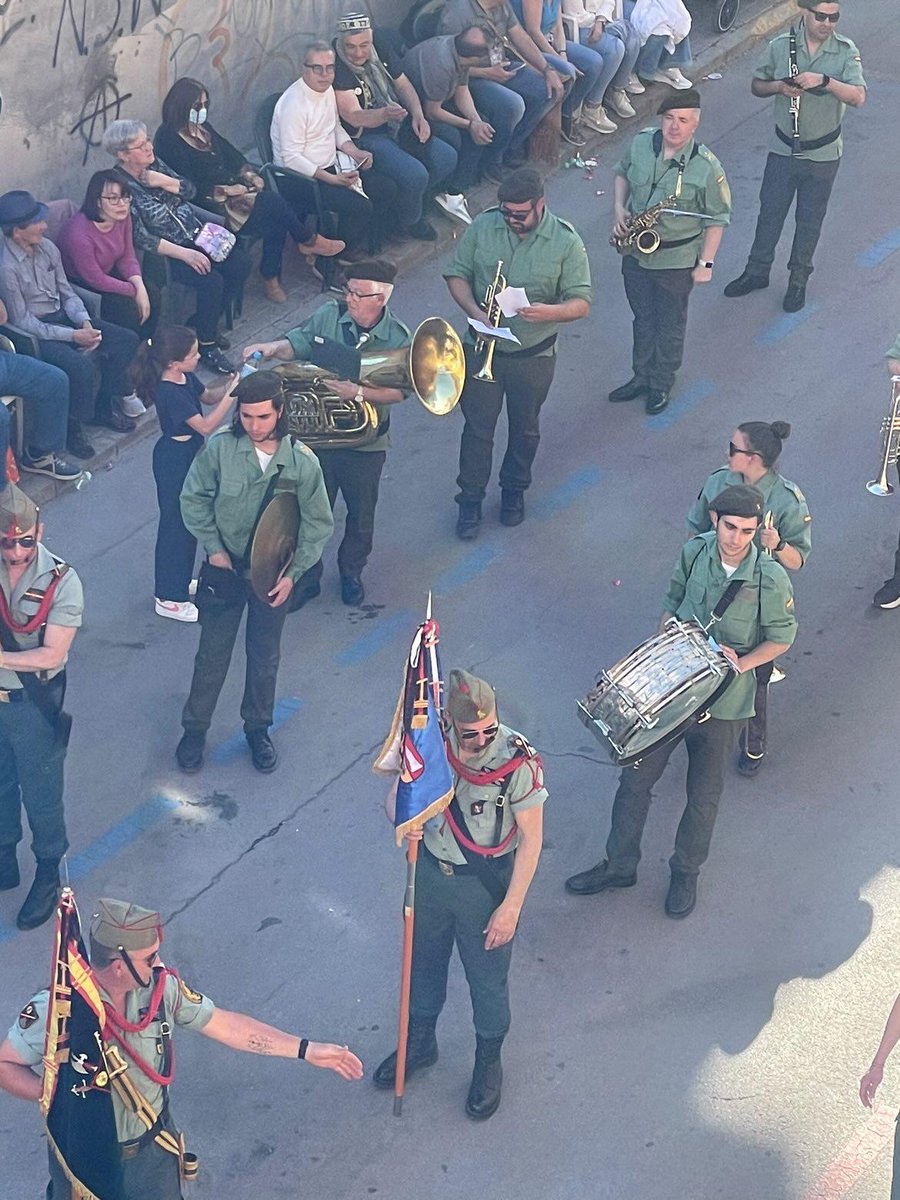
xmin=699 ymin=260 xmax=715 ymax=269
xmin=354 ymin=386 xmax=365 ymax=405
xmin=775 ymin=537 xmax=787 ymax=552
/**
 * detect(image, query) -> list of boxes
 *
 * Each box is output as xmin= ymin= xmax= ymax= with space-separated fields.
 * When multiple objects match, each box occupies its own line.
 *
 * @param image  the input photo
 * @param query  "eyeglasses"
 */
xmin=458 ymin=724 xmax=499 ymax=741
xmin=0 ymin=534 xmax=37 ymax=550
xmin=810 ymin=10 xmax=840 ymax=21
xmin=342 ymin=286 xmax=382 ymax=300
xmin=101 ymin=193 xmax=131 ymax=204
xmin=728 ymin=442 xmax=759 ymax=458
xmin=128 ymin=138 xmax=153 ymax=153
xmin=499 ymin=202 xmax=535 ymax=220
xmin=304 ymin=62 xmax=335 ymax=74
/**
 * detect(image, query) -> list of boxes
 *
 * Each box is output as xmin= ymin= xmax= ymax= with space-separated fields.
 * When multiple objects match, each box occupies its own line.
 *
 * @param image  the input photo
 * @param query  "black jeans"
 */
xmin=298 ymin=448 xmax=385 ymax=584
xmin=36 ymin=314 xmax=139 ymax=421
xmin=47 ymin=1132 xmax=183 ymax=1200
xmin=168 ymin=242 xmax=252 ymax=343
xmin=152 ymin=436 xmax=200 ymax=602
xmin=743 ymin=661 xmax=773 ymax=758
xmin=621 ymin=256 xmax=694 ymax=392
xmin=239 ymin=188 xmax=315 ymax=279
xmin=605 ymin=717 xmax=742 ymax=877
xmin=0 ymin=690 xmax=68 ymax=861
xmin=279 ymin=168 xmax=398 ymax=254
xmin=181 ymin=583 xmax=290 ymax=735
xmin=410 ymin=850 xmax=515 ymax=1039
xmin=456 ymin=346 xmax=557 ymax=503
xmin=746 ymin=152 xmax=841 ymax=283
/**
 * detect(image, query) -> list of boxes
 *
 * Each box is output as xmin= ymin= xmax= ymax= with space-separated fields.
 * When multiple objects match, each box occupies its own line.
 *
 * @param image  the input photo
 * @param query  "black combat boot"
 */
xmin=455 ymin=500 xmax=482 ymax=541
xmin=0 ymin=845 xmax=20 ymax=891
xmin=17 ymin=859 xmax=61 ymax=931
xmin=465 ymin=1035 xmax=504 ymax=1120
xmin=499 ymin=489 xmax=525 ymax=527
xmin=373 ymin=1017 xmax=438 ymax=1089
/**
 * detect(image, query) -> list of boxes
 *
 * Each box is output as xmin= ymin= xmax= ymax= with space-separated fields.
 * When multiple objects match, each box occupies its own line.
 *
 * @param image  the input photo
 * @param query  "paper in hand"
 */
xmin=495 ymin=286 xmax=530 ymax=317
xmin=467 ymin=317 xmax=521 ymax=344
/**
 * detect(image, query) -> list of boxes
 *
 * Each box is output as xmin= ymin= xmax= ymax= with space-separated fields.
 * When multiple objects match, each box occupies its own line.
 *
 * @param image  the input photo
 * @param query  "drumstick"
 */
xmin=763 ymin=510 xmax=774 ymax=556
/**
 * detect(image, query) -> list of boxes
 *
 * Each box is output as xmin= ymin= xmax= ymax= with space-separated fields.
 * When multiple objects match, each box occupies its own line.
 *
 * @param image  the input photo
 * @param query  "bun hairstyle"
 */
xmin=738 ymin=420 xmax=791 ymax=469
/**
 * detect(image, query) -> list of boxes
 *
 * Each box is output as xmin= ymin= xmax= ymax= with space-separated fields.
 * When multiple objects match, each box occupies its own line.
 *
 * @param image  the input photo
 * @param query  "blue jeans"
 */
xmin=467 ymin=80 xmax=526 ymax=167
xmin=360 ymin=125 xmax=457 ymax=226
xmin=560 ymin=40 xmax=605 ymax=111
xmin=431 ymin=122 xmax=484 ymax=192
xmin=0 ymin=401 xmax=8 ymax=481
xmin=472 ymin=54 xmax=574 ymax=156
xmin=580 ymin=21 xmax=641 ymax=92
xmin=0 ymin=351 xmax=70 ymax=453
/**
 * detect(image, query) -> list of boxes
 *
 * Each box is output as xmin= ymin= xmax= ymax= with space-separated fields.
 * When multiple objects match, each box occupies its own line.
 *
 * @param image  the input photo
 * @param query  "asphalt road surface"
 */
xmin=2 ymin=7 xmax=900 ymax=1198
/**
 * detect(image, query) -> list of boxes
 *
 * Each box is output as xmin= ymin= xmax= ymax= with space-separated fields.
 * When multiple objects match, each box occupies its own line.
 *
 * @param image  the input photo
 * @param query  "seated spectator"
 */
xmin=0 ymin=190 xmax=139 ymax=455
xmin=556 ymin=0 xmax=642 ymax=130
xmin=154 ymin=78 xmax=344 ymax=303
xmin=57 ymin=170 xmax=151 ymax=336
xmin=626 ymin=0 xmax=693 ymax=89
xmin=270 ymin=40 xmax=400 ymax=254
xmin=438 ymin=0 xmax=569 ymax=172
xmin=129 ymin=325 xmax=237 ymax=623
xmin=0 ymin=300 xmax=80 ymax=478
xmin=402 ymin=28 xmax=504 ymax=194
xmin=102 ymin=119 xmax=251 ymax=374
xmin=334 ymin=12 xmax=468 ymax=235
xmin=514 ymin=0 xmax=603 ymax=143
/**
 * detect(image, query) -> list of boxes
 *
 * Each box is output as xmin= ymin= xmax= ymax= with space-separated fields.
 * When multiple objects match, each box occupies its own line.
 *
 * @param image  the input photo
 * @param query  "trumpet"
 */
xmin=866 ymin=376 xmax=900 ymax=497
xmin=473 ymin=259 xmax=506 ymax=383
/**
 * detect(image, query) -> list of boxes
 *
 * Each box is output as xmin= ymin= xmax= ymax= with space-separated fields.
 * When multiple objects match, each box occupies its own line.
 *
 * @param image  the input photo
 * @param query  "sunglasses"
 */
xmin=458 ymin=724 xmax=499 ymax=741
xmin=499 ymin=203 xmax=535 ymax=220
xmin=0 ymin=534 xmax=37 ymax=550
xmin=728 ymin=442 xmax=759 ymax=458
xmin=810 ymin=10 xmax=840 ymax=21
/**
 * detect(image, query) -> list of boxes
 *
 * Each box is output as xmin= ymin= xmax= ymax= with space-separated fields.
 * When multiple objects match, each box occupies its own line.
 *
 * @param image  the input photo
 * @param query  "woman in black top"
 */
xmin=129 ymin=324 xmax=238 ymax=622
xmin=155 ymin=78 xmax=345 ymax=302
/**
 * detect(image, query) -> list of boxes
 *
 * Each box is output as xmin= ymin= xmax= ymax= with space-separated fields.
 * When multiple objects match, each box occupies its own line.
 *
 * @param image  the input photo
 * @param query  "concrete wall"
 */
xmin=0 ymin=0 xmax=402 ymax=204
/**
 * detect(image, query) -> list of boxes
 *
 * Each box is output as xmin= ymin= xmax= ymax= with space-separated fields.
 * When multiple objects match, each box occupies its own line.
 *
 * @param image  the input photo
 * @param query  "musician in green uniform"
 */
xmin=873 ymin=330 xmax=900 ymax=610
xmin=566 ymin=485 xmax=797 ymax=919
xmin=609 ymin=89 xmax=731 ymax=416
xmin=0 ymin=898 xmax=363 ymax=1200
xmin=444 ymin=168 xmax=591 ymax=539
xmin=373 ymin=670 xmax=546 ymax=1120
xmin=724 ymin=0 xmax=865 ymax=313
xmin=687 ymin=420 xmax=811 ymax=775
xmin=244 ymin=261 xmax=409 ymax=608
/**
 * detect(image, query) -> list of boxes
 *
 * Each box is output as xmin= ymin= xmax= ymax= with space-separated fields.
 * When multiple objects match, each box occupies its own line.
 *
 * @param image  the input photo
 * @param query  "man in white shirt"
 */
xmin=271 ymin=40 xmax=398 ymax=253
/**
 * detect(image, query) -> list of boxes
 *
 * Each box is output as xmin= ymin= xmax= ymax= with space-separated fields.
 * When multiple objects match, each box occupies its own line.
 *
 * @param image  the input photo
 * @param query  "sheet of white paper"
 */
xmin=467 ymin=318 xmax=521 ymax=344
xmin=496 ymin=285 xmax=530 ymax=317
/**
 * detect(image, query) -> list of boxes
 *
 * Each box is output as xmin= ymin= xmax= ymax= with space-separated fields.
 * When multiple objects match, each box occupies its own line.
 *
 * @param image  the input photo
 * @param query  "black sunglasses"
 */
xmin=459 ymin=724 xmax=499 ymax=741
xmin=499 ymin=203 xmax=535 ymax=220
xmin=0 ymin=534 xmax=37 ymax=550
xmin=810 ymin=10 xmax=840 ymax=22
xmin=728 ymin=441 xmax=759 ymax=459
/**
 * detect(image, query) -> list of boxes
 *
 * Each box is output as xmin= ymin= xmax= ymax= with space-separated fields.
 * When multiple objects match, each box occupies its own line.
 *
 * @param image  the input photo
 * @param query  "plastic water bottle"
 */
xmin=239 ymin=351 xmax=263 ymax=379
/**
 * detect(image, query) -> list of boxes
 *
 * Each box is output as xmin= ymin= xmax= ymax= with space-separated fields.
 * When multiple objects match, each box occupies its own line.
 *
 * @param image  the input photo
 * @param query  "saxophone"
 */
xmin=609 ymin=194 xmax=678 ymax=256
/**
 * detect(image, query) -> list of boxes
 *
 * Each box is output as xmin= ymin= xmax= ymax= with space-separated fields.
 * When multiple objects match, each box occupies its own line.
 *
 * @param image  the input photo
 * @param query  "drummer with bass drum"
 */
xmin=687 ymin=420 xmax=810 ymax=777
xmin=566 ymin=485 xmax=797 ymax=919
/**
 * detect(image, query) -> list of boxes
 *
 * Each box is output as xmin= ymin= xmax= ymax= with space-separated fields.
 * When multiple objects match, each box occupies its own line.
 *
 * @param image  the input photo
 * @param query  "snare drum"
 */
xmin=576 ymin=619 xmax=735 ymax=766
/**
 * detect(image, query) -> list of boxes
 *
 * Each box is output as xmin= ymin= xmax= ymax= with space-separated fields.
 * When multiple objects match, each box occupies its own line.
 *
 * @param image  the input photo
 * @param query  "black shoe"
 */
xmin=456 ymin=500 xmax=482 ymax=541
xmin=0 ymin=845 xmax=20 ymax=891
xmin=737 ymin=750 xmax=764 ymax=777
xmin=406 ymin=218 xmax=438 ymax=241
xmin=17 ymin=859 xmax=60 ymax=931
xmin=783 ymin=280 xmax=807 ymax=313
xmin=373 ymin=1018 xmax=438 ymax=1089
xmin=645 ymin=389 xmax=670 ymax=415
xmin=874 ymin=579 xmax=900 ymax=609
xmin=499 ymin=489 xmax=524 ymax=527
xmin=608 ymin=377 xmax=647 ymax=403
xmin=664 ymin=871 xmax=697 ymax=919
xmin=216 ymin=332 xmax=231 ymax=351
xmin=66 ymin=421 xmax=95 ymax=460
xmin=565 ymin=860 xmax=638 ymax=895
xmin=465 ymin=1036 xmax=503 ymax=1121
xmin=20 ymin=451 xmax=82 ymax=481
xmin=87 ymin=406 xmax=135 ymax=433
xmin=176 ymin=730 xmax=206 ymax=773
xmin=287 ymin=581 xmax=321 ymax=612
xmin=723 ymin=270 xmax=769 ymax=299
xmin=200 ymin=345 xmax=236 ymax=374
xmin=560 ymin=116 xmax=587 ymax=147
xmin=246 ymin=729 xmax=278 ymax=773
xmin=340 ymin=575 xmax=365 ymax=606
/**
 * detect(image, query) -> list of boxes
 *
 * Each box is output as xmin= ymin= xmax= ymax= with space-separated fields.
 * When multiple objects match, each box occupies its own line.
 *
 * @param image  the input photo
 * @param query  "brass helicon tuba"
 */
xmin=473 ymin=259 xmax=507 ymax=383
xmin=867 ymin=376 xmax=900 ymax=497
xmin=274 ymin=318 xmax=465 ymax=449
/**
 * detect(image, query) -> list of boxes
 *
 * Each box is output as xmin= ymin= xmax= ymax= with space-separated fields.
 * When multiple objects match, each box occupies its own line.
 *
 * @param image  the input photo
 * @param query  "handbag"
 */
xmin=169 ymin=202 xmax=236 ymax=262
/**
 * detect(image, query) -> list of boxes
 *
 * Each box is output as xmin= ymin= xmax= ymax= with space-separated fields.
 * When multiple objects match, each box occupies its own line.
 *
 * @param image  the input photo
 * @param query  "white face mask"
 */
xmin=189 ymin=106 xmax=208 ymax=127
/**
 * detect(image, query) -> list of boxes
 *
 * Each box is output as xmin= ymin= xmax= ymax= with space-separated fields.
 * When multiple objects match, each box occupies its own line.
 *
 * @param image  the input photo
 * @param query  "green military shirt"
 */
xmin=754 ymin=27 xmax=865 ymax=161
xmin=615 ymin=129 xmax=732 ymax=271
xmin=687 ymin=467 xmax=812 ymax=565
xmin=663 ymin=532 xmax=797 ymax=720
xmin=7 ymin=971 xmax=215 ymax=1143
xmin=285 ymin=298 xmax=411 ymax=453
xmin=180 ymin=428 xmax=334 ymax=581
xmin=0 ymin=545 xmax=83 ymax=690
xmin=444 ymin=207 xmax=592 ymax=355
xmin=886 ymin=331 xmax=900 ymax=362
xmin=423 ymin=724 xmax=547 ymax=865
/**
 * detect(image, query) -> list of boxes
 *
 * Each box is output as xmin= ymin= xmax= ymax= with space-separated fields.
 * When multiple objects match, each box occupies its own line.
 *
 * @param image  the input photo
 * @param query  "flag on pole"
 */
xmin=374 ymin=598 xmax=453 ymax=842
xmin=41 ymin=888 xmax=125 ymax=1200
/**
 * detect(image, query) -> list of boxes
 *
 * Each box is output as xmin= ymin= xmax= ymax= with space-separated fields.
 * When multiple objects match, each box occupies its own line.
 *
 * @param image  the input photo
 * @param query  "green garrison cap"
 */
xmin=0 ymin=482 xmax=38 ymax=538
xmin=91 ymin=899 xmax=162 ymax=951
xmin=710 ymin=484 xmax=765 ymax=519
xmin=447 ymin=669 xmax=497 ymax=723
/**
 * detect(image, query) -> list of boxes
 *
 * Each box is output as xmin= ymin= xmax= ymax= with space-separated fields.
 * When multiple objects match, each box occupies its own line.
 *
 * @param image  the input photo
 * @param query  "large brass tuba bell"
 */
xmin=275 ymin=318 xmax=465 ymax=449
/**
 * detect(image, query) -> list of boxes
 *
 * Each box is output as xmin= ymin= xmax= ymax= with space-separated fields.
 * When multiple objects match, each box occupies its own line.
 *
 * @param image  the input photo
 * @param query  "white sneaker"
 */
xmin=188 ymin=578 xmax=198 ymax=597
xmin=580 ymin=103 xmax=618 ymax=134
xmin=625 ymin=73 xmax=646 ymax=94
xmin=155 ymin=598 xmax=199 ymax=622
xmin=120 ymin=392 xmax=147 ymax=417
xmin=434 ymin=192 xmax=473 ymax=225
xmin=605 ymin=88 xmax=636 ymax=119
xmin=646 ymin=68 xmax=693 ymax=90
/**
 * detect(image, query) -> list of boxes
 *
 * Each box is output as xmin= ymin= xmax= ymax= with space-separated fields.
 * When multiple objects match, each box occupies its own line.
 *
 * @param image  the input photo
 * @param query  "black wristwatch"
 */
xmin=699 ymin=260 xmax=715 ymax=269
xmin=820 ymin=73 xmax=831 ymax=88
xmin=775 ymin=537 xmax=787 ymax=552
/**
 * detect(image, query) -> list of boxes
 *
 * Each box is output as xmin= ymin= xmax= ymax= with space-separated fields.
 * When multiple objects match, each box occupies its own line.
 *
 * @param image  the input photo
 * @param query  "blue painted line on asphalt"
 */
xmin=857 ymin=228 xmax=900 ymax=269
xmin=754 ymin=304 xmax=820 ymax=347
xmin=210 ymin=695 xmax=304 ymax=764
xmin=336 ymin=608 xmax=416 ymax=667
xmin=434 ymin=544 xmax=500 ymax=592
xmin=531 ymin=464 xmax=605 ymax=519
xmin=643 ymin=380 xmax=715 ymax=431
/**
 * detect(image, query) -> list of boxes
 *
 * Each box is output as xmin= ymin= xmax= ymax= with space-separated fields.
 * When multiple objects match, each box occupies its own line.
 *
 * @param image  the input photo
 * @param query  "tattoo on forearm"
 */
xmin=247 ymin=1033 xmax=276 ymax=1055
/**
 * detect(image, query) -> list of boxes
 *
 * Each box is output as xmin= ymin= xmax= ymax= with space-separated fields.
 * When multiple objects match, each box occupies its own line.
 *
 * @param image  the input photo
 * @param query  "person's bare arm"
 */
xmin=0 ymin=1040 xmax=41 ymax=1103
xmin=200 ymin=1008 xmax=364 ymax=1080
xmin=0 ymin=625 xmax=77 ymax=675
xmin=484 ymin=804 xmax=543 ymax=949
xmin=861 ymin=991 xmax=900 ymax=1107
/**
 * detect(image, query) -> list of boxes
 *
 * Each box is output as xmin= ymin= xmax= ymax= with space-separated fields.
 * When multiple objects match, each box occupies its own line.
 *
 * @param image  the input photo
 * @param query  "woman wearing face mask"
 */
xmin=155 ymin=78 xmax=345 ymax=303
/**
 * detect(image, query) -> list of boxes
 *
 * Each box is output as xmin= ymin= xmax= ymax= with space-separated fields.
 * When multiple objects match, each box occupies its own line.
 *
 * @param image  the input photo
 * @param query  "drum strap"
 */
xmin=708 ymin=578 xmax=744 ymax=624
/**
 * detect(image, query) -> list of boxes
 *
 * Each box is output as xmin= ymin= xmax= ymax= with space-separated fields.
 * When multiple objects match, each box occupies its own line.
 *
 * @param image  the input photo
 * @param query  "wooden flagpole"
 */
xmin=393 ymin=836 xmax=418 ymax=1116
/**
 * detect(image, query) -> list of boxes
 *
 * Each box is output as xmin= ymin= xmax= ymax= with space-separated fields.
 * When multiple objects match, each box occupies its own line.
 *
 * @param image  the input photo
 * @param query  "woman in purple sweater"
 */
xmin=58 ymin=170 xmax=152 ymax=334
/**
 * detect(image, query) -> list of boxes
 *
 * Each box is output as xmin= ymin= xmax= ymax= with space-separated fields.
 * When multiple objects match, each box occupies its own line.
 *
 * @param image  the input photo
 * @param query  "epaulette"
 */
xmin=509 ymin=733 xmax=538 ymax=760
xmin=780 ymin=476 xmax=807 ymax=504
xmin=292 ymin=438 xmax=315 ymax=458
xmin=698 ymin=143 xmax=718 ymax=163
xmin=555 ymin=216 xmax=581 ymax=236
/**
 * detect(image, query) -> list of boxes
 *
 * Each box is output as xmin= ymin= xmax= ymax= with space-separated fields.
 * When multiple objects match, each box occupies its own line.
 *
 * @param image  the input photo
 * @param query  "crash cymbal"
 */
xmin=249 ymin=493 xmax=300 ymax=602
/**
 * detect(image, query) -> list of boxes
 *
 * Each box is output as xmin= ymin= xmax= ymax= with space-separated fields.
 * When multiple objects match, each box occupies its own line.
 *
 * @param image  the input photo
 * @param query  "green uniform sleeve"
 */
xmin=443 ymin=221 xmax=479 ymax=283
xmin=167 ymin=975 xmax=215 ymax=1031
xmin=613 ymin=138 xmax=633 ymax=179
xmin=663 ymin=540 xmax=696 ymax=614
xmin=48 ymin=569 xmax=84 ymax=629
xmin=686 ymin=485 xmax=714 ymax=535
xmin=285 ymin=306 xmax=330 ymax=361
xmin=507 ymin=754 xmax=548 ymax=813
xmin=887 ymin=331 xmax=900 ymax=361
xmin=758 ymin=560 xmax=798 ymax=646
xmin=6 ymin=990 xmax=49 ymax=1065
xmin=288 ymin=451 xmax=336 ymax=581
xmin=775 ymin=483 xmax=812 ymax=564
xmin=557 ymin=231 xmax=593 ymax=303
xmin=839 ymin=38 xmax=866 ymax=87
xmin=753 ymin=36 xmax=778 ymax=82
xmin=700 ymin=156 xmax=732 ymax=227
xmin=180 ymin=435 xmax=228 ymax=557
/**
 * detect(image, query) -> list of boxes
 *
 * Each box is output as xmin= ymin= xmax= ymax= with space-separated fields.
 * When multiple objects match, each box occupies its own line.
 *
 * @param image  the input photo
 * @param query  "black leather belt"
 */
xmin=776 ymin=124 xmax=841 ymax=151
